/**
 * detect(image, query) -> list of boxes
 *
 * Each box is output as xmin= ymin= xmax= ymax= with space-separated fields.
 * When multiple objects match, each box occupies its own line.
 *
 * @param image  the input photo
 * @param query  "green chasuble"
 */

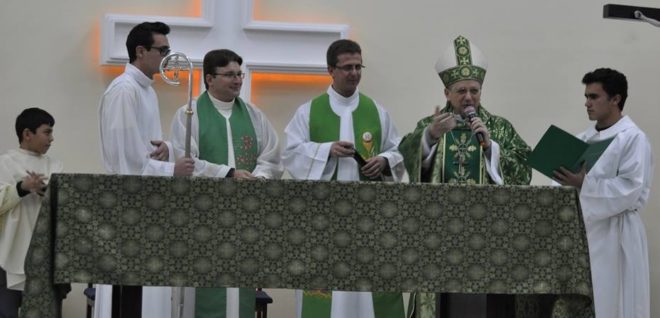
xmin=302 ymin=93 xmax=404 ymax=318
xmin=399 ymin=103 xmax=531 ymax=185
xmin=398 ymin=103 xmax=532 ymax=318
xmin=195 ymin=91 xmax=257 ymax=318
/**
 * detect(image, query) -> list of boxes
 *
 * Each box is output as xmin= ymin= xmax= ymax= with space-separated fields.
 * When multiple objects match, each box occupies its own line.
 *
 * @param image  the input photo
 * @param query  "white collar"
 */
xmin=327 ymin=86 xmax=359 ymax=106
xmin=208 ymin=93 xmax=235 ymax=111
xmin=583 ymin=115 xmax=635 ymax=140
xmin=14 ymin=148 xmax=43 ymax=157
xmin=125 ymin=63 xmax=154 ymax=88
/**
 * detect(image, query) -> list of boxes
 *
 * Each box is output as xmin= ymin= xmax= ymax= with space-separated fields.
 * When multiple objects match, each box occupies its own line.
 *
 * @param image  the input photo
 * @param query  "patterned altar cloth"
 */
xmin=20 ymin=173 xmax=593 ymax=317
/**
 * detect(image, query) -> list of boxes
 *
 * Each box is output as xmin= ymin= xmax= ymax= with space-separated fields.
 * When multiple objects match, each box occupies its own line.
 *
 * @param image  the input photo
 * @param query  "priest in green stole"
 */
xmin=398 ymin=36 xmax=532 ymax=318
xmin=170 ymin=49 xmax=283 ymax=318
xmin=283 ymin=39 xmax=406 ymax=318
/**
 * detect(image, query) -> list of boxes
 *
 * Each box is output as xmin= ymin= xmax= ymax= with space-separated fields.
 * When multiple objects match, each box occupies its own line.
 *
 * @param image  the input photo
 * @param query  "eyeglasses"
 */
xmin=213 ymin=72 xmax=245 ymax=79
xmin=149 ymin=46 xmax=171 ymax=57
xmin=334 ymin=64 xmax=365 ymax=72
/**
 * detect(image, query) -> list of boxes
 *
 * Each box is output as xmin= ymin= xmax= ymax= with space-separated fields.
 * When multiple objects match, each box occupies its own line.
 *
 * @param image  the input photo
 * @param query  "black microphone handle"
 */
xmin=475 ymin=131 xmax=486 ymax=147
xmin=466 ymin=112 xmax=487 ymax=147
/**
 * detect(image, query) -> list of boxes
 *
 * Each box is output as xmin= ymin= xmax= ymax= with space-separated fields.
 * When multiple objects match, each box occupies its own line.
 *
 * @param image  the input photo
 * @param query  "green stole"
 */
xmin=194 ymin=91 xmax=257 ymax=318
xmin=309 ymin=93 xmax=382 ymax=181
xmin=196 ymin=92 xmax=258 ymax=171
xmin=436 ymin=122 xmax=485 ymax=184
xmin=303 ymin=93 xmax=404 ymax=318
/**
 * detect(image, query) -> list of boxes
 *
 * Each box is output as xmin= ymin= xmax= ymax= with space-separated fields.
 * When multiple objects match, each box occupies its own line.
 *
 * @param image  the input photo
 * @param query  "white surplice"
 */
xmin=99 ymin=63 xmax=175 ymax=176
xmin=0 ymin=149 xmax=63 ymax=291
xmin=577 ymin=115 xmax=653 ymax=318
xmin=97 ymin=63 xmax=176 ymax=318
xmin=283 ymin=87 xmax=404 ymax=318
xmin=170 ymin=94 xmax=283 ymax=179
xmin=170 ymin=94 xmax=282 ymax=318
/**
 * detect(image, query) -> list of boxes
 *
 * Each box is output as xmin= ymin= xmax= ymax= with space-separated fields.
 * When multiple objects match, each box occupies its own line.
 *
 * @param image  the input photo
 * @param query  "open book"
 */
xmin=528 ymin=125 xmax=614 ymax=179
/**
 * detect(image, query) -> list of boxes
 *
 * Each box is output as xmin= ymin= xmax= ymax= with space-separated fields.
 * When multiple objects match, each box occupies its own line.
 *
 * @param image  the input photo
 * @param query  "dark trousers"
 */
xmin=111 ymin=285 xmax=142 ymax=318
xmin=0 ymin=268 xmax=22 ymax=318
xmin=438 ymin=294 xmax=514 ymax=318
xmin=436 ymin=293 xmax=556 ymax=318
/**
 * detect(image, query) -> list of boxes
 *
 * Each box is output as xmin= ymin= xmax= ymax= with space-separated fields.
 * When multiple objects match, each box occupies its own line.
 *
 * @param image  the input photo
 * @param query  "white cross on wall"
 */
xmin=101 ymin=0 xmax=349 ymax=100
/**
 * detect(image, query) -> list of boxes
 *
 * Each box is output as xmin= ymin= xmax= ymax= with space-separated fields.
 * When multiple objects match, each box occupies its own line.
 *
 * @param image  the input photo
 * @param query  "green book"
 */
xmin=528 ymin=125 xmax=614 ymax=179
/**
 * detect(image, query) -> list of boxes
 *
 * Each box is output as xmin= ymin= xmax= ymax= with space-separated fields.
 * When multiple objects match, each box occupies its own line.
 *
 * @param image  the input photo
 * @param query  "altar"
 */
xmin=20 ymin=174 xmax=593 ymax=317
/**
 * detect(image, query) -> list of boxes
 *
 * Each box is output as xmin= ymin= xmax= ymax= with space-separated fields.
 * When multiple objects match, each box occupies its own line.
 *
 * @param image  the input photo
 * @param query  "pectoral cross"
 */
xmin=604 ymin=4 xmax=660 ymax=28
xmin=453 ymin=153 xmax=467 ymax=176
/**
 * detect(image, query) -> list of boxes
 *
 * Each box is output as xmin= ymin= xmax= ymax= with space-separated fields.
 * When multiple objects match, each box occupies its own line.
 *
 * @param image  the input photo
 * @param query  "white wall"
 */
xmin=1 ymin=0 xmax=659 ymax=317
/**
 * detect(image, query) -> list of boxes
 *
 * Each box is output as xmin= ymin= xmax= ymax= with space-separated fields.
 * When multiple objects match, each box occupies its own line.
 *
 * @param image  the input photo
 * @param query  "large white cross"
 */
xmin=101 ymin=0 xmax=349 ymax=99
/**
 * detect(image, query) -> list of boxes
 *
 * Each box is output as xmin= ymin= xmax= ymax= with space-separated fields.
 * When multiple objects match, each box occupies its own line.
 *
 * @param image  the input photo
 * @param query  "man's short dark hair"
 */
xmin=203 ymin=49 xmax=243 ymax=89
xmin=582 ymin=68 xmax=628 ymax=110
xmin=126 ymin=21 xmax=170 ymax=63
xmin=326 ymin=39 xmax=361 ymax=67
xmin=15 ymin=108 xmax=55 ymax=143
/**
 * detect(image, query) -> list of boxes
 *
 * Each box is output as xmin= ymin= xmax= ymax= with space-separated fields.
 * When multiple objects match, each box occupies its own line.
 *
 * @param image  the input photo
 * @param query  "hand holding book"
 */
xmin=527 ymin=125 xmax=613 ymax=180
xmin=553 ymin=165 xmax=587 ymax=187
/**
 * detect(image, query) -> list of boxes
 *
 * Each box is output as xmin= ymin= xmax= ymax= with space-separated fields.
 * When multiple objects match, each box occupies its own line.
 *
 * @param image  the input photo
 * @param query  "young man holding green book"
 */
xmin=554 ymin=68 xmax=653 ymax=318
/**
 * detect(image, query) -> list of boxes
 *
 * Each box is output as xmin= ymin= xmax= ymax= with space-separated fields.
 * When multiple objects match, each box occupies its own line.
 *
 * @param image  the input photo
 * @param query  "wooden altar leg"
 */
xmin=111 ymin=285 xmax=142 ymax=318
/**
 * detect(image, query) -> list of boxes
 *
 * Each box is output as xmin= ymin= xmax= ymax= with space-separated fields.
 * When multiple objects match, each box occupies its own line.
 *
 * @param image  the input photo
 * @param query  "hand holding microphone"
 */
xmin=462 ymin=106 xmax=490 ymax=149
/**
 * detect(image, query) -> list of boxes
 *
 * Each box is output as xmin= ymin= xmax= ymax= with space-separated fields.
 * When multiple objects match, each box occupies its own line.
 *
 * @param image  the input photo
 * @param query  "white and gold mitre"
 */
xmin=435 ymin=35 xmax=488 ymax=87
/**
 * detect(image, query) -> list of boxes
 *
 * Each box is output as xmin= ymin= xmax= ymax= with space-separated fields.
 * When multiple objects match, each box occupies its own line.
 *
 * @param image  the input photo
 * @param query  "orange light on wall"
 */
xmin=92 ymin=1 xmax=328 ymax=101
xmin=252 ymin=0 xmax=346 ymax=24
xmin=116 ymin=1 xmax=202 ymax=17
xmin=192 ymin=69 xmax=201 ymax=96
xmin=99 ymin=65 xmax=125 ymax=77
xmin=90 ymin=0 xmax=202 ymax=69
xmin=251 ymin=73 xmax=330 ymax=83
xmin=189 ymin=0 xmax=202 ymax=17
xmin=250 ymin=72 xmax=332 ymax=101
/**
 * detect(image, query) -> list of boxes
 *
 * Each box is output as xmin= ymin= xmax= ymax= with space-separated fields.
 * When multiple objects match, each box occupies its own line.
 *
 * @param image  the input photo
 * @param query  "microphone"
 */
xmin=462 ymin=106 xmax=486 ymax=148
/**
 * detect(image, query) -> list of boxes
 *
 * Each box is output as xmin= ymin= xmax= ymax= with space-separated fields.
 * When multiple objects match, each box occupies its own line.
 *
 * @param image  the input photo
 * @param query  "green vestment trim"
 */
xmin=373 ymin=292 xmax=405 ymax=318
xmin=301 ymin=290 xmax=331 ymax=318
xmin=197 ymin=92 xmax=258 ymax=172
xmin=195 ymin=288 xmax=227 ymax=318
xmin=194 ymin=288 xmax=255 ymax=318
xmin=309 ymin=93 xmax=382 ymax=181
xmin=195 ymin=91 xmax=257 ymax=318
xmin=440 ymin=126 xmax=484 ymax=184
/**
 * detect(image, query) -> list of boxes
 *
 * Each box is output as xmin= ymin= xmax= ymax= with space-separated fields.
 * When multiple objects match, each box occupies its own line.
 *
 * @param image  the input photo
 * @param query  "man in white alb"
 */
xmin=554 ymin=68 xmax=653 ymax=318
xmin=283 ymin=39 xmax=405 ymax=318
xmin=170 ymin=48 xmax=282 ymax=318
xmin=98 ymin=21 xmax=194 ymax=318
